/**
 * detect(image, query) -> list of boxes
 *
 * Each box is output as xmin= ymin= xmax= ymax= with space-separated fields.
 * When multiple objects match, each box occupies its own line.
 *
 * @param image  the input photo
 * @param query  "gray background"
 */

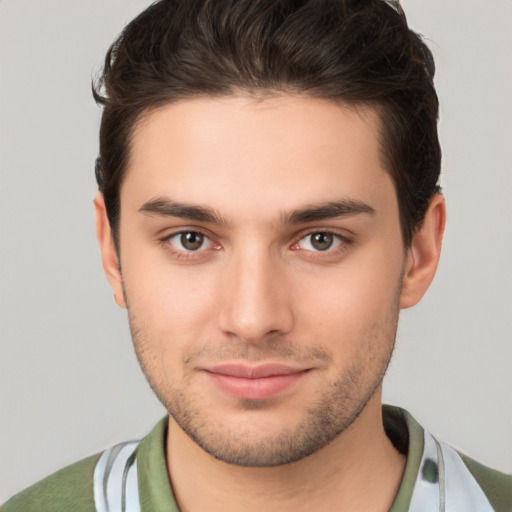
xmin=1 ymin=0 xmax=511 ymax=502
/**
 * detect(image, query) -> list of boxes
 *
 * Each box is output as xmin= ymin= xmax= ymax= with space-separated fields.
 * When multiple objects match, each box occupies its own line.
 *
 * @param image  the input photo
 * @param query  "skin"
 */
xmin=95 ymin=95 xmax=445 ymax=511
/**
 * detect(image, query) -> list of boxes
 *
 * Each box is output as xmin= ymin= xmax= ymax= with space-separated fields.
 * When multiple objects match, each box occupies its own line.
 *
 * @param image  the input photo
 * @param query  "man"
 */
xmin=2 ymin=0 xmax=510 ymax=510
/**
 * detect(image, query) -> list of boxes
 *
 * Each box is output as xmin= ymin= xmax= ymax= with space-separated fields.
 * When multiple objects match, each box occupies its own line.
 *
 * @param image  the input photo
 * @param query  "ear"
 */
xmin=94 ymin=193 xmax=127 ymax=309
xmin=400 ymin=194 xmax=446 ymax=309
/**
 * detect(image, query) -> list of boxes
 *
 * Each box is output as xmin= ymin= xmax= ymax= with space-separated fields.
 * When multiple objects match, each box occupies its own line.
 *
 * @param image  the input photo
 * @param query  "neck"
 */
xmin=166 ymin=392 xmax=405 ymax=512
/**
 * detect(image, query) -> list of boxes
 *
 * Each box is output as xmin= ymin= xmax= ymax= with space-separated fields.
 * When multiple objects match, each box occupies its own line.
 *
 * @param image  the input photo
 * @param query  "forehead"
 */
xmin=123 ymin=95 xmax=396 ymax=221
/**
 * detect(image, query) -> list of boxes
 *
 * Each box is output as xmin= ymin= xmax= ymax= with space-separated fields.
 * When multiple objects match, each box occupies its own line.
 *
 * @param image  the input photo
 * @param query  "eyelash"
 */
xmin=161 ymin=230 xmax=219 ymax=260
xmin=160 ymin=229 xmax=352 ymax=261
xmin=291 ymin=230 xmax=352 ymax=258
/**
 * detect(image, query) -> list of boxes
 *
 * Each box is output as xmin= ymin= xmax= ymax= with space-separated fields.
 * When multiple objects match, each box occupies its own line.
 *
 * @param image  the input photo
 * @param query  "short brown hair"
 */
xmin=94 ymin=0 xmax=441 ymax=247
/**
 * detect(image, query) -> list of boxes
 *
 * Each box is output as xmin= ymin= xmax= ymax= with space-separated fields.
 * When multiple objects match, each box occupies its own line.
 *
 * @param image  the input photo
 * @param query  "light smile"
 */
xmin=202 ymin=364 xmax=311 ymax=400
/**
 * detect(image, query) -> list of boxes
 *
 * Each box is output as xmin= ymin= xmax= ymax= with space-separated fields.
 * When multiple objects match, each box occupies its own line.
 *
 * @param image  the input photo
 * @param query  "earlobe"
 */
xmin=400 ymin=194 xmax=446 ymax=309
xmin=94 ymin=193 xmax=127 ymax=309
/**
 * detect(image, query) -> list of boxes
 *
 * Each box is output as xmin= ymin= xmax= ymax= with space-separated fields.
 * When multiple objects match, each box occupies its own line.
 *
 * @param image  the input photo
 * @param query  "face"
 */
xmin=110 ymin=95 xmax=409 ymax=466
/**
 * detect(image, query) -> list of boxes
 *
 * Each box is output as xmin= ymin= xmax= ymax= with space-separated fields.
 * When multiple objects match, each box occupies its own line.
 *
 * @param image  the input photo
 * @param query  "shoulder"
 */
xmin=458 ymin=452 xmax=512 ymax=512
xmin=1 ymin=420 xmax=168 ymax=512
xmin=384 ymin=405 xmax=511 ymax=512
xmin=1 ymin=453 xmax=101 ymax=512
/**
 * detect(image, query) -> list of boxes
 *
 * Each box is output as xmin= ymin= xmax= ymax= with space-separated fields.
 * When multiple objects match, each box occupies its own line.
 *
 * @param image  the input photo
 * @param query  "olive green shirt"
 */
xmin=2 ymin=406 xmax=511 ymax=511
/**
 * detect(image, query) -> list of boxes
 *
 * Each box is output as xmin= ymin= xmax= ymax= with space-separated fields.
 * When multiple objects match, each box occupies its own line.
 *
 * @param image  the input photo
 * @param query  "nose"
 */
xmin=217 ymin=248 xmax=294 ymax=343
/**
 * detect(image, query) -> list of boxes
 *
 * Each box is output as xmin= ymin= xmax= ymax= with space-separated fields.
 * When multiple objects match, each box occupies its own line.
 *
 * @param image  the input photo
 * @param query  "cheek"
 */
xmin=121 ymin=253 xmax=220 ymax=352
xmin=295 ymin=249 xmax=404 ymax=348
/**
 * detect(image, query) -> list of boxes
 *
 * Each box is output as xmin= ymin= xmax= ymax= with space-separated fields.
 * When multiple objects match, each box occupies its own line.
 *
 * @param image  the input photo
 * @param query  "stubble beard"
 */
xmin=126 ymin=306 xmax=399 ymax=468
xmin=122 ymin=258 xmax=403 ymax=467
xmin=169 ymin=355 xmax=392 ymax=467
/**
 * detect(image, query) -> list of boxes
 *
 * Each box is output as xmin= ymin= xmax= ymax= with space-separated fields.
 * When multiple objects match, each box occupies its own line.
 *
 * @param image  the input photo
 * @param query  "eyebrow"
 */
xmin=139 ymin=197 xmax=375 ymax=226
xmin=139 ymin=198 xmax=229 ymax=225
xmin=283 ymin=200 xmax=376 ymax=224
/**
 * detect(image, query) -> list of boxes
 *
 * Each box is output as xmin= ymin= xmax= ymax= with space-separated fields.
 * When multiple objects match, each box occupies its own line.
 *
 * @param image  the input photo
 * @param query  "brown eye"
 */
xmin=180 ymin=232 xmax=204 ymax=251
xmin=165 ymin=230 xmax=217 ymax=257
xmin=310 ymin=232 xmax=334 ymax=251
xmin=296 ymin=232 xmax=343 ymax=253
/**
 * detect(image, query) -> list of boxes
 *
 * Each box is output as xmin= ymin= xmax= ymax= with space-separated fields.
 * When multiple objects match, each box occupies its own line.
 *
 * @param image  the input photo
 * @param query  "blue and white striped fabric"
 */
xmin=408 ymin=431 xmax=495 ymax=512
xmin=93 ymin=440 xmax=141 ymax=512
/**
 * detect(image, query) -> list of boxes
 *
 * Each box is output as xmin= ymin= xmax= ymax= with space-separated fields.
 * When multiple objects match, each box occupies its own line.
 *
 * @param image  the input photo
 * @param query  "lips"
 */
xmin=203 ymin=363 xmax=309 ymax=400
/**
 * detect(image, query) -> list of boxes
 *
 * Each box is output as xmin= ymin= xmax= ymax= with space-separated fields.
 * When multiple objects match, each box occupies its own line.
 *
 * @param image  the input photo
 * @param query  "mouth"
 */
xmin=202 ymin=363 xmax=311 ymax=400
